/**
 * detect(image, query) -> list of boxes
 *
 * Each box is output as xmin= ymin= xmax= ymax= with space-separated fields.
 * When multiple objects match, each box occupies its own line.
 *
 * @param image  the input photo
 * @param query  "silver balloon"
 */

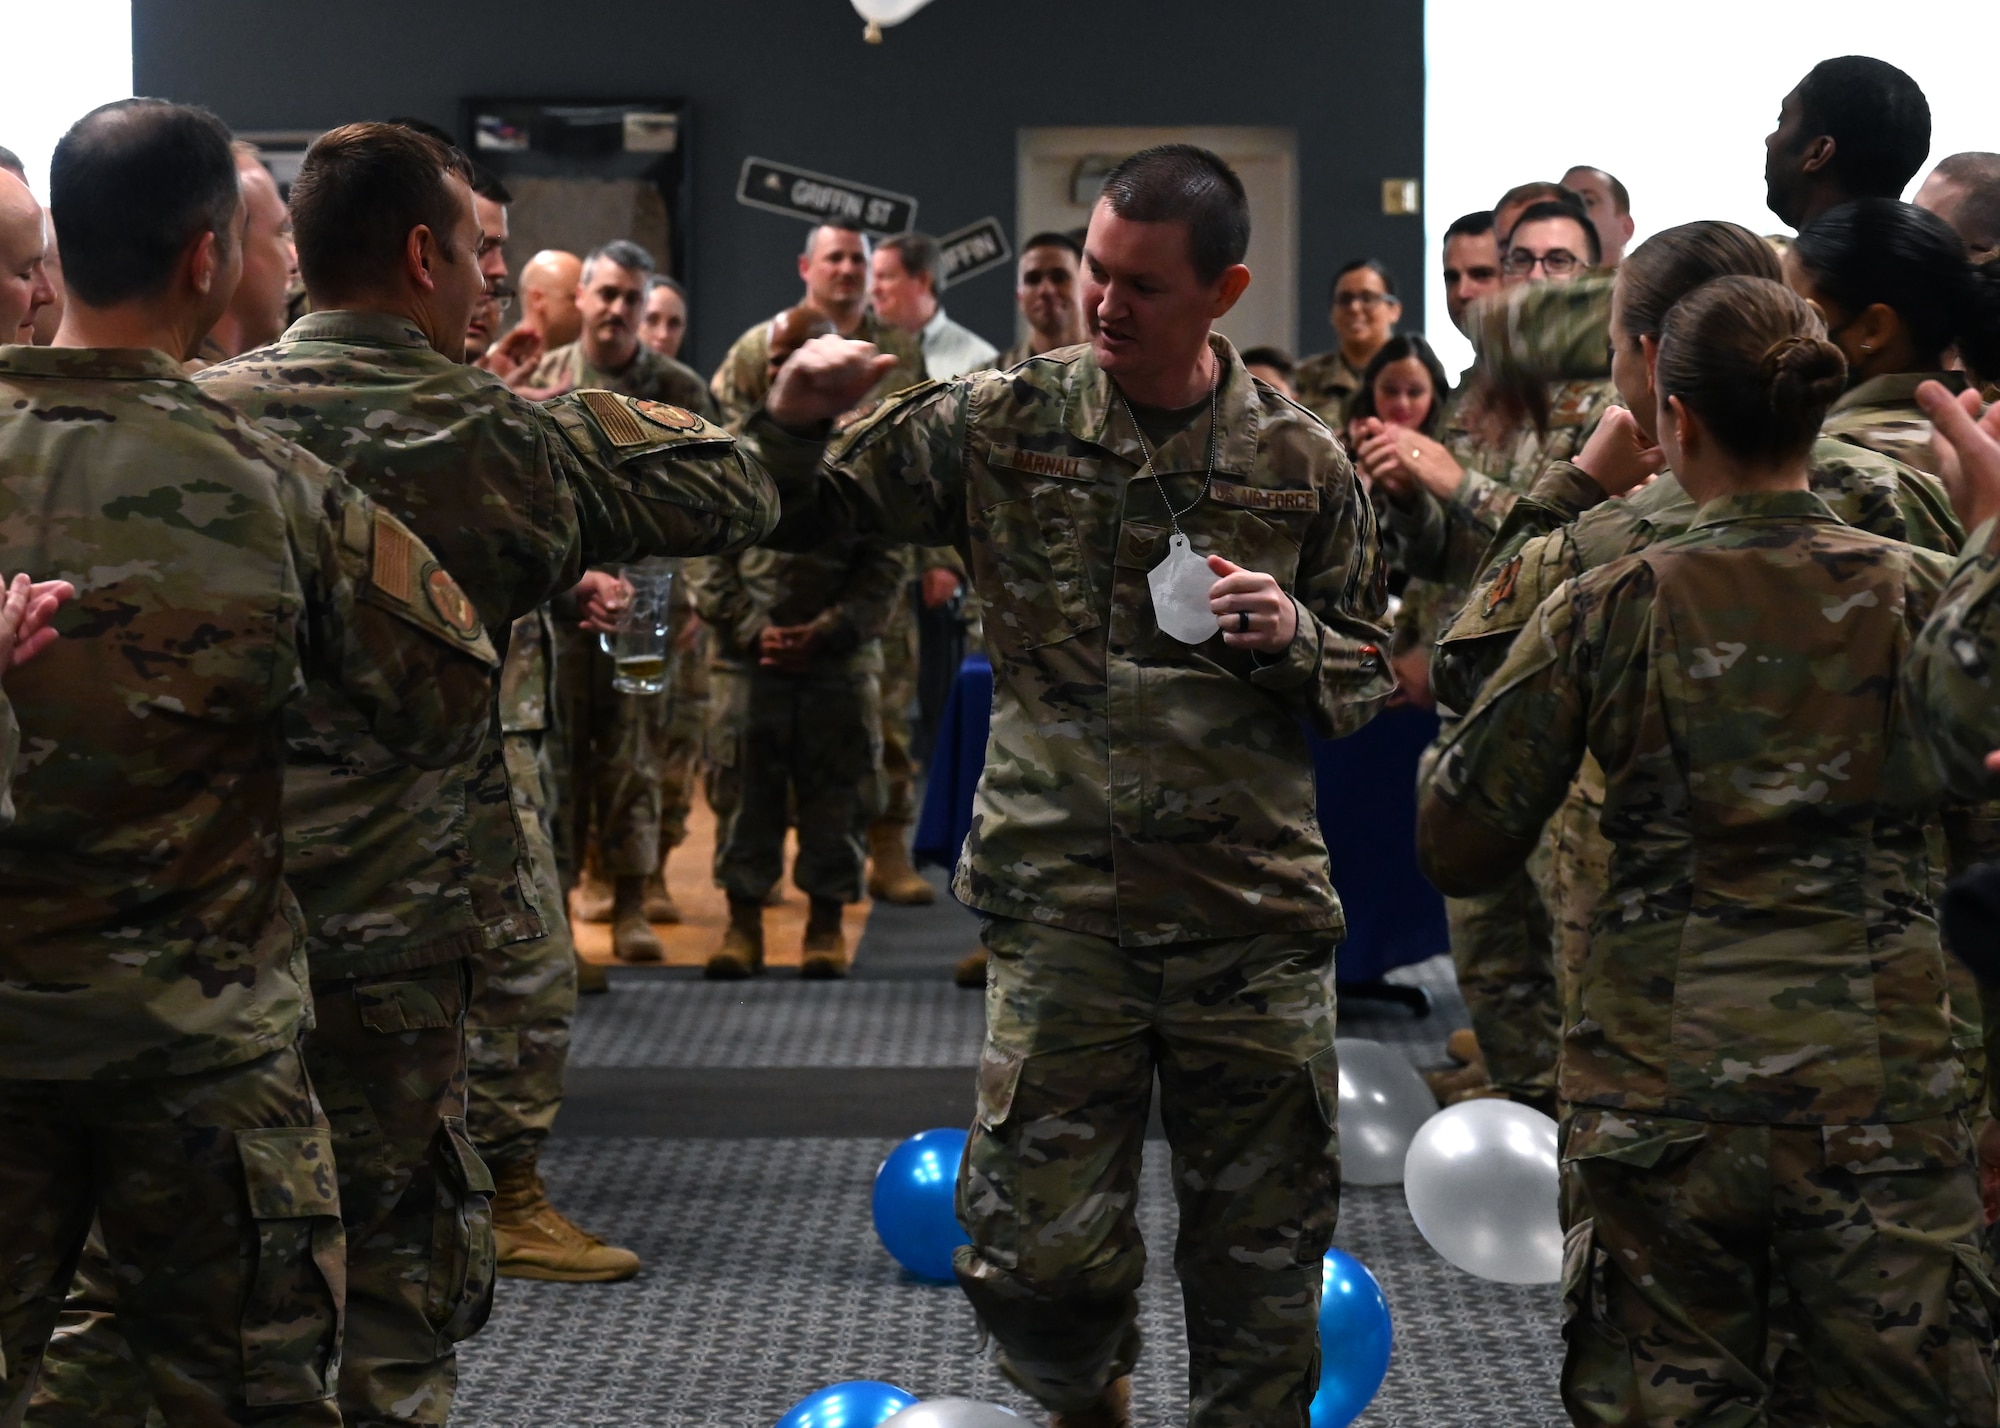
xmin=1334 ymin=1037 xmax=1438 ymax=1185
xmin=881 ymin=1401 xmax=1023 ymax=1427
xmin=1402 ymin=1098 xmax=1562 ymax=1284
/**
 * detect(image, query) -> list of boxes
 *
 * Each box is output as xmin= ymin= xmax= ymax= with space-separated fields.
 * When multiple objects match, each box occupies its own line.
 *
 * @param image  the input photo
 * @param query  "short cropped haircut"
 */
xmin=802 ymin=222 xmax=868 ymax=259
xmin=1494 ymin=181 xmax=1582 ymax=223
xmin=52 ymin=99 xmax=240 ymax=308
xmin=879 ymin=231 xmax=943 ymax=290
xmin=1933 ymin=153 xmax=2000 ymax=254
xmin=1509 ymin=199 xmax=1601 ymax=266
xmin=1443 ymin=210 xmax=1494 ymax=244
xmin=1021 ymin=230 xmax=1083 ymax=260
xmin=1796 ymin=56 xmax=1931 ymax=199
xmin=1239 ymin=345 xmax=1294 ymax=379
xmin=1330 ymin=257 xmax=1398 ymax=303
xmin=1565 ymin=166 xmax=1631 ymax=215
xmin=1099 ymin=143 xmax=1249 ymax=285
xmin=582 ymin=239 xmax=655 ymax=284
xmin=290 ymin=121 xmax=471 ymax=302
xmin=0 ymin=146 xmax=23 ymax=181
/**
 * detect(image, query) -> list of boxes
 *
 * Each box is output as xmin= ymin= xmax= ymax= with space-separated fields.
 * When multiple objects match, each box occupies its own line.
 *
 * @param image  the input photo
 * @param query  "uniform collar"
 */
xmin=1687 ymin=487 xmax=1840 ymax=530
xmin=0 ymin=343 xmax=190 ymax=380
xmin=282 ymin=309 xmax=433 ymax=351
xmin=1828 ymin=369 xmax=1963 ymax=417
xmin=1067 ymin=333 xmax=1261 ymax=478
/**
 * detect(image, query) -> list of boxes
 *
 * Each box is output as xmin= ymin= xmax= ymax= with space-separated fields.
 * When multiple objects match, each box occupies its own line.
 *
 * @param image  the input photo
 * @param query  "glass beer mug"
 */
xmin=601 ymin=557 xmax=674 ymax=695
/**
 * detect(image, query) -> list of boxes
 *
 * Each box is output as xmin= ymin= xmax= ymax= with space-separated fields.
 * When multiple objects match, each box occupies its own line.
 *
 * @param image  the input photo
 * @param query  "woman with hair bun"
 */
xmin=1788 ymin=197 xmax=2000 ymax=473
xmin=1419 ymin=275 xmax=1998 ymax=1426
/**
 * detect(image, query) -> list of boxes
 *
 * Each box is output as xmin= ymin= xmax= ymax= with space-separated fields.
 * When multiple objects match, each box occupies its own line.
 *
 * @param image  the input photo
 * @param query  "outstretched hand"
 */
xmin=1919 ymin=381 xmax=2000 ymax=534
xmin=766 ymin=335 xmax=899 ymax=431
xmin=1206 ymin=555 xmax=1297 ymax=653
xmin=0 ymin=574 xmax=75 ymax=673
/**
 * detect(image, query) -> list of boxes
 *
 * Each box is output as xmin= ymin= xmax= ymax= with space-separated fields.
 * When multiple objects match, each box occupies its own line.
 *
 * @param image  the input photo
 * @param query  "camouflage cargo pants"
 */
xmin=1561 ymin=1108 xmax=2000 ymax=1427
xmin=955 ymin=916 xmax=1341 ymax=1427
xmin=305 ymin=964 xmax=494 ymax=1426
xmin=467 ymin=734 xmax=579 ymax=1169
xmin=656 ymin=624 xmax=709 ymax=854
xmin=706 ymin=666 xmax=881 ymax=904
xmin=1445 ymin=854 xmax=1560 ymax=1113
xmin=551 ymin=622 xmax=665 ymax=884
xmin=877 ymin=588 xmax=917 ymax=826
xmin=0 ymin=1045 xmax=342 ymax=1426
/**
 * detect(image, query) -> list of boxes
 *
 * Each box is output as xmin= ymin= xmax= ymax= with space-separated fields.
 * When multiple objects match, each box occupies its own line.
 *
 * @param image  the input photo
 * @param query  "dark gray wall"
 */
xmin=133 ymin=0 xmax=1425 ymax=373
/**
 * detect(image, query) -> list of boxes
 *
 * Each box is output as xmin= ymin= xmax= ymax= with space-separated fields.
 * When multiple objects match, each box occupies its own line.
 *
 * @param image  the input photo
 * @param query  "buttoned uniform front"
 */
xmin=1421 ymin=490 xmax=1999 ymax=1426
xmin=0 ymin=343 xmax=498 ymax=1428
xmin=740 ymin=336 xmax=1392 ymax=1426
xmin=11 ymin=309 xmax=781 ymax=1428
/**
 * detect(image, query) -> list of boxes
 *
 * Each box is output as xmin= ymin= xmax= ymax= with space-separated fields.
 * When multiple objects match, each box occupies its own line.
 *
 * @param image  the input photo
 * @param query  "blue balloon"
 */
xmin=1309 ymin=1248 xmax=1393 ymax=1428
xmin=775 ymin=1380 xmax=918 ymax=1428
xmin=871 ymin=1127 xmax=970 ymax=1282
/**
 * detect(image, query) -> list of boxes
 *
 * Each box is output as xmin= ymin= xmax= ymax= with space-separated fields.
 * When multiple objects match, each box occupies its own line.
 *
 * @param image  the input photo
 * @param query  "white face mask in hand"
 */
xmin=1149 ymin=533 xmax=1219 ymax=644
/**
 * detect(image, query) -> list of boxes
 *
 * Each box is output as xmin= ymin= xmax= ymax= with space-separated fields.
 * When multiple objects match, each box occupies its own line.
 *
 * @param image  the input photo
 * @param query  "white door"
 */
xmin=1017 ymin=125 xmax=1299 ymax=356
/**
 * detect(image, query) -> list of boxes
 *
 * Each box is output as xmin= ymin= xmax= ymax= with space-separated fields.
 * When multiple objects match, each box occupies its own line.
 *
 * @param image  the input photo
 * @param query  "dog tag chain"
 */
xmin=1123 ymin=376 xmax=1221 ymax=645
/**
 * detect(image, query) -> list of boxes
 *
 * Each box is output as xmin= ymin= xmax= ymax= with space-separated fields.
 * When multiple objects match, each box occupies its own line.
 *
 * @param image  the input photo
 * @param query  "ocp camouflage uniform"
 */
xmin=1420 ymin=489 xmax=2000 ymax=1426
xmin=741 ymin=336 xmax=1393 ymax=1426
xmin=0 ymin=344 xmax=497 ymax=1427
xmin=1291 ymin=347 xmax=1364 ymax=431
xmin=1389 ymin=273 xmax=1618 ymax=1111
xmin=1821 ymin=370 xmax=1964 ymax=477
xmin=20 ymin=312 xmax=776 ymax=1428
xmin=1908 ymin=518 xmax=2000 ymax=798
xmin=525 ymin=339 xmax=720 ymax=892
xmin=688 ymin=534 xmax=905 ymax=904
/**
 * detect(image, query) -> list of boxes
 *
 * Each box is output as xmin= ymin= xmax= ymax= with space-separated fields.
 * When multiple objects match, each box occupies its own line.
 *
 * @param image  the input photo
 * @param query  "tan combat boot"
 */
xmin=800 ymin=896 xmax=849 ymax=980
xmin=491 ymin=1156 xmax=640 ymax=1283
xmin=572 ymin=863 xmax=615 ymax=923
xmin=610 ymin=875 xmax=664 ymax=962
xmin=641 ymin=864 xmax=681 ymax=924
xmin=866 ymin=819 xmax=935 ymax=905
xmin=704 ymin=896 xmax=765 ymax=980
xmin=952 ymin=947 xmax=988 ymax=989
xmin=1049 ymin=1376 xmax=1131 ymax=1428
xmin=574 ymin=950 xmax=609 ymax=995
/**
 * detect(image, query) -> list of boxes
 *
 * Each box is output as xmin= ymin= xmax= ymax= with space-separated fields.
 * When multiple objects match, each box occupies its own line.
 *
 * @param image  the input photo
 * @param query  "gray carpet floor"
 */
xmin=452 ymin=869 xmax=1565 ymax=1426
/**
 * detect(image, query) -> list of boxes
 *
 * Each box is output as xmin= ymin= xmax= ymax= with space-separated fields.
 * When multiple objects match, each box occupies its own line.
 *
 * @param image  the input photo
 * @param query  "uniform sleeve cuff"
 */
xmin=1249 ymin=599 xmax=1322 ymax=691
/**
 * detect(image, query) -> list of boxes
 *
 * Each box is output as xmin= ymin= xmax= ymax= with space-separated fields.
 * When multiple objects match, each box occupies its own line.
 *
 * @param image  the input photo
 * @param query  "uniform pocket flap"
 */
xmin=1822 ymin=1119 xmax=1971 ymax=1175
xmin=976 ymin=1046 xmax=1025 ymax=1130
xmin=355 ymin=974 xmax=466 ymax=1033
xmin=1560 ymin=1108 xmax=1707 ymax=1169
xmin=237 ymin=1127 xmax=341 ymax=1220
xmin=438 ymin=1116 xmax=496 ymax=1195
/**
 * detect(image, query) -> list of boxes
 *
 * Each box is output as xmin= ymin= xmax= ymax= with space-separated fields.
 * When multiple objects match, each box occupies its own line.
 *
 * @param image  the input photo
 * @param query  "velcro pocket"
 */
xmin=355 ymin=973 xmax=467 ymax=1035
xmin=975 ymin=1045 xmax=1025 ymax=1131
xmin=1561 ymin=1107 xmax=1708 ymax=1171
xmin=425 ymin=1117 xmax=496 ymax=1345
xmin=236 ymin=1127 xmax=345 ymax=1408
xmin=1822 ymin=1119 xmax=1972 ymax=1175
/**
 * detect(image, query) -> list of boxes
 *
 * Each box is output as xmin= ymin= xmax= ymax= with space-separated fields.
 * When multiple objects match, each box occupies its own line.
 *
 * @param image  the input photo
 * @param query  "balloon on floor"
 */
xmin=776 ymin=1380 xmax=919 ymax=1428
xmin=882 ymin=1399 xmax=1023 ymax=1426
xmin=1309 ymin=1247 xmax=1393 ymax=1428
xmin=1334 ymin=1037 xmax=1439 ymax=1185
xmin=1402 ymin=1099 xmax=1562 ymax=1284
xmin=872 ymin=1127 xmax=970 ymax=1282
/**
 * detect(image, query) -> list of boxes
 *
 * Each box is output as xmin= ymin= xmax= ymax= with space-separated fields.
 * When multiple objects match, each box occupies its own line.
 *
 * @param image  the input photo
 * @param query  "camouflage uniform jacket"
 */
xmin=688 ymin=534 xmax=908 ymax=675
xmin=197 ymin=310 xmax=778 ymax=980
xmin=1422 ymin=490 xmax=1965 ymax=1124
xmin=0 ymin=345 xmax=498 ymax=1079
xmin=743 ymin=336 xmax=1394 ymax=944
xmin=709 ymin=308 xmax=925 ymax=427
xmin=1292 ymin=348 xmax=1365 ymax=432
xmin=996 ymin=339 xmax=1037 ymax=371
xmin=1821 ymin=369 xmax=1964 ymax=478
xmin=499 ymin=609 xmax=555 ymax=736
xmin=524 ymin=338 xmax=719 ymax=420
xmin=1907 ymin=517 xmax=2000 ymax=799
xmin=1432 ymin=440 xmax=1963 ymax=715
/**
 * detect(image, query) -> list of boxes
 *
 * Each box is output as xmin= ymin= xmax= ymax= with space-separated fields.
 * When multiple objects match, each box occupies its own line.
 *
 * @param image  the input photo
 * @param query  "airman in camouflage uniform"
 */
xmin=1420 ymin=484 xmax=1999 ymax=1425
xmin=1290 ymin=347 xmax=1364 ymax=432
xmin=1821 ymin=369 xmax=1964 ymax=476
xmin=688 ymin=531 xmax=906 ymax=978
xmin=741 ymin=322 xmax=1393 ymax=1424
xmin=0 ymin=338 xmax=497 ymax=1426
xmin=1909 ymin=519 xmax=2000 ymax=799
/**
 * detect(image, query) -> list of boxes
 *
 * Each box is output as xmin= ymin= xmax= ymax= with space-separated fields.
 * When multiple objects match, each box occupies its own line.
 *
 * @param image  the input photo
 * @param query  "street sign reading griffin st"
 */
xmin=737 ymin=157 xmax=917 ymax=236
xmin=937 ymin=217 xmax=1012 ymax=286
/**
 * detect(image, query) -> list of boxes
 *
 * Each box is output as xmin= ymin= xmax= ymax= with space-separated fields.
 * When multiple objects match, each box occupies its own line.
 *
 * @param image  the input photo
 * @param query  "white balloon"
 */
xmin=1402 ymin=1098 xmax=1562 ymax=1284
xmin=851 ymin=0 xmax=937 ymax=27
xmin=882 ymin=1400 xmax=1023 ymax=1427
xmin=1335 ymin=1037 xmax=1439 ymax=1186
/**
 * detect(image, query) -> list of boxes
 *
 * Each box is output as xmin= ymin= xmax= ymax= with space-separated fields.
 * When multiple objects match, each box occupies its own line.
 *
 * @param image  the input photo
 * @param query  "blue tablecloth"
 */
xmin=914 ymin=657 xmax=1447 ymax=980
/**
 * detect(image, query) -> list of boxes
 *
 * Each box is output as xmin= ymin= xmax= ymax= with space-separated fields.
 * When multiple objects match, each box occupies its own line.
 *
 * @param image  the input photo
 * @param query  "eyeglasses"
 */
xmin=1333 ymin=291 xmax=1393 ymax=310
xmin=1502 ymin=249 xmax=1582 ymax=278
xmin=484 ymin=281 xmax=517 ymax=314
